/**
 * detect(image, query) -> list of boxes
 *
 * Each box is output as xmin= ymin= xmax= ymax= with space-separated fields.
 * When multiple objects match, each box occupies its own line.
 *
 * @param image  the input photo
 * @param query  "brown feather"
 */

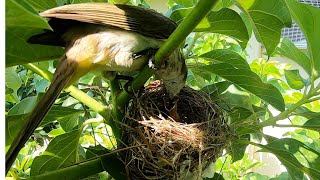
xmin=40 ymin=3 xmax=177 ymax=39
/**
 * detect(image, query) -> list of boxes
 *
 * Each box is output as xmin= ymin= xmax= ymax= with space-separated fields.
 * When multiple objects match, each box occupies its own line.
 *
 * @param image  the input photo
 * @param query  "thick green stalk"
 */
xmin=109 ymin=80 xmax=122 ymax=137
xmin=117 ymin=0 xmax=219 ymax=107
xmin=24 ymin=63 xmax=111 ymax=123
xmin=27 ymin=145 xmax=146 ymax=180
xmin=28 ymin=158 xmax=104 ymax=180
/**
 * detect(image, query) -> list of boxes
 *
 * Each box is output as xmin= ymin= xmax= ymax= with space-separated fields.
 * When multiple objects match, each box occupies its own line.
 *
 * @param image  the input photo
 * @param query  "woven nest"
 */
xmin=121 ymin=82 xmax=232 ymax=180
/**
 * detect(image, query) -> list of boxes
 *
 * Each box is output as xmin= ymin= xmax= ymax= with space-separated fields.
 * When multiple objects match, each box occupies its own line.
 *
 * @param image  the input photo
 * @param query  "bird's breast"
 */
xmin=64 ymin=27 xmax=164 ymax=73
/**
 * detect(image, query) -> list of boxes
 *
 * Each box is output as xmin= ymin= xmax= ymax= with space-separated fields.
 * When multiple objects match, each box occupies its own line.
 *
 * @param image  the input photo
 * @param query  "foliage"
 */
xmin=5 ymin=0 xmax=320 ymax=179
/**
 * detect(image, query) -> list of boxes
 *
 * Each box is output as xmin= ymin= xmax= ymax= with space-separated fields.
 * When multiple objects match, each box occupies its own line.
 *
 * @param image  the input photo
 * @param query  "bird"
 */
xmin=6 ymin=2 xmax=187 ymax=173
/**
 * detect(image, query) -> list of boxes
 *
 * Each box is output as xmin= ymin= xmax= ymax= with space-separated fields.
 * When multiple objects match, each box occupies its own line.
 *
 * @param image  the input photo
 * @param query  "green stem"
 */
xmin=28 ymin=156 xmax=104 ymax=180
xmin=109 ymin=80 xmax=122 ymax=138
xmin=24 ymin=63 xmax=111 ymax=123
xmin=304 ymin=96 xmax=320 ymax=103
xmin=185 ymin=33 xmax=201 ymax=58
xmin=274 ymin=124 xmax=305 ymax=128
xmin=28 ymin=144 xmax=146 ymax=180
xmin=117 ymin=0 xmax=219 ymax=106
xmin=80 ymin=117 xmax=105 ymax=131
xmin=258 ymin=86 xmax=320 ymax=127
xmin=258 ymin=96 xmax=308 ymax=127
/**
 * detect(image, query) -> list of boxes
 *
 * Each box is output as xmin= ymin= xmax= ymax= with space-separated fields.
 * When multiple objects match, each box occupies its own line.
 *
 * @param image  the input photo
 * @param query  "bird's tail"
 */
xmin=6 ymin=56 xmax=78 ymax=174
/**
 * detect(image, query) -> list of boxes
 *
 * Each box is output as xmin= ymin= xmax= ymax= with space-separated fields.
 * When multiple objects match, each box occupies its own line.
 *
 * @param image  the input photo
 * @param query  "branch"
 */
xmin=258 ymin=96 xmax=307 ymax=127
xmin=28 ymin=144 xmax=147 ymax=180
xmin=117 ymin=0 xmax=220 ymax=107
xmin=258 ymin=86 xmax=320 ymax=127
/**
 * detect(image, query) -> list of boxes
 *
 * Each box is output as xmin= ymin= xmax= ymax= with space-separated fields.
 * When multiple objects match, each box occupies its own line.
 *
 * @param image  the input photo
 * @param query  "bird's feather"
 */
xmin=29 ymin=3 xmax=177 ymax=47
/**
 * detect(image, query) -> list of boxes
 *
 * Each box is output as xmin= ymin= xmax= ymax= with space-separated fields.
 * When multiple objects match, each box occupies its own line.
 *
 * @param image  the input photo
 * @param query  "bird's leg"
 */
xmin=115 ymin=74 xmax=134 ymax=81
xmin=121 ymin=48 xmax=160 ymax=95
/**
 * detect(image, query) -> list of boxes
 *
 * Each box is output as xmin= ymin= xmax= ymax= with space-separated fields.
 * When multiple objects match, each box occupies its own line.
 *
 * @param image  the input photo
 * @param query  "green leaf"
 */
xmin=6 ymin=28 xmax=63 ymax=67
xmin=195 ymin=8 xmax=249 ymax=48
xmin=7 ymin=95 xmax=40 ymax=116
xmin=202 ymin=82 xmax=253 ymax=110
xmin=5 ymin=86 xmax=14 ymax=95
xmin=200 ymin=49 xmax=250 ymax=69
xmin=47 ymin=128 xmax=65 ymax=137
xmin=285 ymin=0 xmax=320 ymax=77
xmin=5 ymin=67 xmax=22 ymax=91
xmin=276 ymin=38 xmax=312 ymax=76
xmin=40 ymin=106 xmax=83 ymax=128
xmin=230 ymin=134 xmax=250 ymax=162
xmin=202 ymin=63 xmax=285 ymax=111
xmin=238 ymin=0 xmax=292 ymax=56
xmin=229 ymin=107 xmax=253 ymax=124
xmin=295 ymin=109 xmax=320 ymax=119
xmin=173 ymin=0 xmax=197 ymax=7
xmin=302 ymin=118 xmax=320 ymax=131
xmin=6 ymin=0 xmax=50 ymax=29
xmin=257 ymin=138 xmax=320 ymax=179
xmin=284 ymin=70 xmax=305 ymax=90
xmin=6 ymin=106 xmax=82 ymax=151
xmin=24 ymin=0 xmax=58 ymax=12
xmin=269 ymin=172 xmax=308 ymax=180
xmin=171 ymin=8 xmax=249 ymax=48
xmin=6 ymin=114 xmax=29 ymax=152
xmin=31 ymin=130 xmax=80 ymax=175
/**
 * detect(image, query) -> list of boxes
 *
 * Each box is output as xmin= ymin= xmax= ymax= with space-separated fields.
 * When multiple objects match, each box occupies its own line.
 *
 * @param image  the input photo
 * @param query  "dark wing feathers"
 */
xmin=40 ymin=3 xmax=177 ymax=39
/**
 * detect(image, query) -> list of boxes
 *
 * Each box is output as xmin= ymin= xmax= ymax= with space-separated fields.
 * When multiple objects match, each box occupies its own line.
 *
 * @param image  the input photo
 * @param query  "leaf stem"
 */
xmin=258 ymin=84 xmax=320 ymax=127
xmin=258 ymin=96 xmax=307 ymax=127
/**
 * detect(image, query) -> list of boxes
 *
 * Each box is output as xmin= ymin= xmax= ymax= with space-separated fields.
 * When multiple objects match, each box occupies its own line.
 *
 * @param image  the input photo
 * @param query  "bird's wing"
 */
xmin=40 ymin=3 xmax=177 ymax=39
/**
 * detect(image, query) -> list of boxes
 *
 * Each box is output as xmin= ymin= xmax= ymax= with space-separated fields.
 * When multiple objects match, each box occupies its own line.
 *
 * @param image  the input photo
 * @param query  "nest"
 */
xmin=121 ymin=82 xmax=232 ymax=180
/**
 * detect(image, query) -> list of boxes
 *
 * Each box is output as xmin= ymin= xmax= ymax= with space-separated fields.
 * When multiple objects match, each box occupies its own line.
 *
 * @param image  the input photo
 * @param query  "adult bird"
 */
xmin=6 ymin=3 xmax=187 ymax=173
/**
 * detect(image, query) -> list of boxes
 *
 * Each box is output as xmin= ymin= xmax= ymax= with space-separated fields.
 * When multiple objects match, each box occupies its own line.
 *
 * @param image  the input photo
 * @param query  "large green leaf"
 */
xmin=24 ymin=0 xmax=59 ymax=11
xmin=284 ymin=69 xmax=305 ymax=90
xmin=40 ymin=106 xmax=83 ymax=128
xmin=285 ymin=0 xmax=320 ymax=77
xmin=201 ymin=81 xmax=253 ymax=110
xmin=200 ymin=49 xmax=250 ymax=69
xmin=257 ymin=138 xmax=320 ymax=179
xmin=6 ymin=0 xmax=63 ymax=67
xmin=30 ymin=130 xmax=80 ymax=175
xmin=6 ymin=28 xmax=63 ymax=67
xmin=202 ymin=63 xmax=285 ymax=111
xmin=170 ymin=8 xmax=249 ymax=48
xmin=276 ymin=38 xmax=312 ymax=76
xmin=6 ymin=0 xmax=50 ymax=29
xmin=238 ymin=0 xmax=292 ymax=56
